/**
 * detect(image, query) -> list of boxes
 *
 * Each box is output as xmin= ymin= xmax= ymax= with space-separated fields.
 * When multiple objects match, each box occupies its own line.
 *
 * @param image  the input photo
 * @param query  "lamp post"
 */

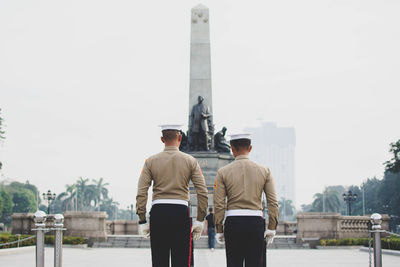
xmin=382 ymin=204 xmax=389 ymax=213
xmin=342 ymin=190 xmax=357 ymax=216
xmin=127 ymin=204 xmax=134 ymax=220
xmin=42 ymin=190 xmax=56 ymax=214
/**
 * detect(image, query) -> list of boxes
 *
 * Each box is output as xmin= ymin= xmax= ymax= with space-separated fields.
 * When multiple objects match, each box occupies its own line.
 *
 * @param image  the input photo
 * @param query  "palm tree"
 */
xmin=100 ymin=198 xmax=119 ymax=220
xmin=311 ymin=187 xmax=341 ymax=213
xmin=76 ymin=177 xmax=91 ymax=210
xmin=278 ymin=198 xmax=295 ymax=221
xmin=92 ymin=178 xmax=109 ymax=211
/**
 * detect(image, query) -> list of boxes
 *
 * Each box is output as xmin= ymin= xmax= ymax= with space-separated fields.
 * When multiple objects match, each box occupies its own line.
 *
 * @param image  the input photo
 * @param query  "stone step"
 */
xmin=92 ymin=235 xmax=308 ymax=249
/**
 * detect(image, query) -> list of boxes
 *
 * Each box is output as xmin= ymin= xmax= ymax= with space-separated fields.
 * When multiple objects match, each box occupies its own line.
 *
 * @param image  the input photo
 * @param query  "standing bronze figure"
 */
xmin=189 ymin=96 xmax=212 ymax=151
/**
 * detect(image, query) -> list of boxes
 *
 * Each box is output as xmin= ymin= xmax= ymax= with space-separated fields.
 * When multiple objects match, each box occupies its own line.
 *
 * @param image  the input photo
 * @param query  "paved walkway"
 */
xmin=1 ymin=247 xmax=399 ymax=266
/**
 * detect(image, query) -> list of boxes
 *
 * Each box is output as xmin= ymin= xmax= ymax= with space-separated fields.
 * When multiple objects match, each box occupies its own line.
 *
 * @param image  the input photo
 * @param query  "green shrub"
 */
xmin=0 ymin=233 xmax=86 ymax=249
xmin=45 ymin=235 xmax=86 ymax=245
xmin=0 ymin=232 xmax=35 ymax=249
xmin=320 ymin=236 xmax=400 ymax=251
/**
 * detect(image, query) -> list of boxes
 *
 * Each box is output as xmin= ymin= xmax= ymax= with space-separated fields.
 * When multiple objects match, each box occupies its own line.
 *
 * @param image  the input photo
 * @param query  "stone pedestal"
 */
xmin=64 ymin=211 xmax=108 ymax=241
xmin=106 ymin=220 xmax=139 ymax=235
xmin=11 ymin=213 xmax=55 ymax=234
xmin=188 ymin=151 xmax=234 ymax=217
xmin=11 ymin=213 xmax=35 ymax=235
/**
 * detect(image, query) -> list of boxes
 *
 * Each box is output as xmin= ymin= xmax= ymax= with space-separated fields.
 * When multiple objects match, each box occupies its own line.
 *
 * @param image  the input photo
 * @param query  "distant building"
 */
xmin=245 ymin=122 xmax=296 ymax=208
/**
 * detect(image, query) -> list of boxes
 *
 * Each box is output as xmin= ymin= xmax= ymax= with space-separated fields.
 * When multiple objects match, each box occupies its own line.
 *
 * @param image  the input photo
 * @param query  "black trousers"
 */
xmin=224 ymin=216 xmax=265 ymax=267
xmin=150 ymin=204 xmax=192 ymax=267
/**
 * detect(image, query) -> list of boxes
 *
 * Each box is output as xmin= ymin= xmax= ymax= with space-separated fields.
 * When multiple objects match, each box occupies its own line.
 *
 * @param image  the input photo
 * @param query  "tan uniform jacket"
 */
xmin=213 ymin=155 xmax=279 ymax=233
xmin=136 ymin=146 xmax=208 ymax=222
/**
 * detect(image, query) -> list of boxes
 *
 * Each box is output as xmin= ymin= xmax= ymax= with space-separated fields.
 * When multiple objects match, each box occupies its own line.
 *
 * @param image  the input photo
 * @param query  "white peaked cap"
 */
xmin=159 ymin=124 xmax=184 ymax=131
xmin=229 ymin=133 xmax=252 ymax=141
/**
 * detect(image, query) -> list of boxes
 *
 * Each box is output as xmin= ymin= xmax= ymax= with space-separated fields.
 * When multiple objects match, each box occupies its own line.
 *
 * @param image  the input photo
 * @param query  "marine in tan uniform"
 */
xmin=213 ymin=133 xmax=279 ymax=267
xmin=136 ymin=124 xmax=208 ymax=267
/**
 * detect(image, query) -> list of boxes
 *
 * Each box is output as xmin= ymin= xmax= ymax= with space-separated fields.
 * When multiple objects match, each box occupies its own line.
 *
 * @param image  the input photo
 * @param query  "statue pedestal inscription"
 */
xmin=188 ymin=151 xmax=234 ymax=217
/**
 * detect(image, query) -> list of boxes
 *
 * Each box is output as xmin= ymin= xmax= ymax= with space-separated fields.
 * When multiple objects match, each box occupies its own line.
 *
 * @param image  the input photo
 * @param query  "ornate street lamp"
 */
xmin=342 ymin=190 xmax=357 ymax=216
xmin=42 ymin=190 xmax=56 ymax=214
xmin=127 ymin=204 xmax=134 ymax=220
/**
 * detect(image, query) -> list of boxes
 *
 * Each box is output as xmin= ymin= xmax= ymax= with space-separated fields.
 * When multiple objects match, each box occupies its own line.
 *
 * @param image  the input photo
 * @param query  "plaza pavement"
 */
xmin=0 ymin=247 xmax=399 ymax=267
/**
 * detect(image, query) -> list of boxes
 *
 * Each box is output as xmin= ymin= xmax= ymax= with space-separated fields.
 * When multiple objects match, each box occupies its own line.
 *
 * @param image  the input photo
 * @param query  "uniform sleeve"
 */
xmin=264 ymin=168 xmax=279 ymax=230
xmin=191 ymin=160 xmax=208 ymax=221
xmin=135 ymin=160 xmax=152 ymax=222
xmin=213 ymin=170 xmax=226 ymax=233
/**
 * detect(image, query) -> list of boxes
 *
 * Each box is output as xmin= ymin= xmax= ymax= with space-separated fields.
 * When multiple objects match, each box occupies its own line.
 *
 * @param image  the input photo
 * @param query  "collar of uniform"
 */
xmin=164 ymin=146 xmax=179 ymax=151
xmin=235 ymin=155 xmax=249 ymax=160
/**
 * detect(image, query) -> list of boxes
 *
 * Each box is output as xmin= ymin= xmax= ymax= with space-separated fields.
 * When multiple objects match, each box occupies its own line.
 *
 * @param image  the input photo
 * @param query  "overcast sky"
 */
xmin=1 ymin=0 xmax=399 ymax=209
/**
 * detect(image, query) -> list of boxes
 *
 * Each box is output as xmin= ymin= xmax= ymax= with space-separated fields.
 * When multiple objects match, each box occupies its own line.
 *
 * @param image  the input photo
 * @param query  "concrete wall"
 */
xmin=64 ymin=211 xmax=108 ymax=241
xmin=12 ymin=212 xmax=108 ymax=241
xmin=11 ymin=213 xmax=55 ymax=235
xmin=11 ymin=213 xmax=35 ymax=235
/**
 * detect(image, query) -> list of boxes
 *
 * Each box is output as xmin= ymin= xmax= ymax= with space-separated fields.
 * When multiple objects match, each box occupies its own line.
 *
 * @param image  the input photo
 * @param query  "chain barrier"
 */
xmin=0 ymin=235 xmax=36 ymax=247
xmin=383 ymin=230 xmax=400 ymax=237
xmin=0 ymin=229 xmax=52 ymax=248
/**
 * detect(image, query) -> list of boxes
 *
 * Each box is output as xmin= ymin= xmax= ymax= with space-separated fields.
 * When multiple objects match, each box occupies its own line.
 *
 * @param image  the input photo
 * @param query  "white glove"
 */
xmin=264 ymin=229 xmax=276 ymax=245
xmin=191 ymin=220 xmax=204 ymax=240
xmin=215 ymin=233 xmax=225 ymax=245
xmin=139 ymin=223 xmax=150 ymax=238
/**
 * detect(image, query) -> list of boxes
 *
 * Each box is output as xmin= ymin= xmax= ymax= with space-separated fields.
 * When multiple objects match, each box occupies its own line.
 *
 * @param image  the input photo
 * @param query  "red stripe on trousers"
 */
xmin=188 ymin=209 xmax=192 ymax=267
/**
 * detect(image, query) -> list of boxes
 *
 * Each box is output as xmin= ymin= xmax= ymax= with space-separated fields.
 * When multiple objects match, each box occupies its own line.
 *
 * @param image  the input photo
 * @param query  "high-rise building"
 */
xmin=245 ymin=122 xmax=296 ymax=209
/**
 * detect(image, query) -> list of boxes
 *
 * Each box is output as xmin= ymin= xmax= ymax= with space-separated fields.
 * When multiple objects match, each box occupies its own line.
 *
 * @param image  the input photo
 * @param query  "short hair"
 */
xmin=209 ymin=207 xmax=213 ymax=212
xmin=230 ymin=138 xmax=251 ymax=151
xmin=162 ymin=130 xmax=180 ymax=142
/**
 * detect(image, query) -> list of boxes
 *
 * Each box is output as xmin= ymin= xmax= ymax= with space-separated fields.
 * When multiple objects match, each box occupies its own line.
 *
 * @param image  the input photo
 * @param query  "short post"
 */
xmin=16 ymin=234 xmax=21 ymax=248
xmin=53 ymin=214 xmax=65 ymax=267
xmin=370 ymin=213 xmax=383 ymax=267
xmin=33 ymin=210 xmax=47 ymax=267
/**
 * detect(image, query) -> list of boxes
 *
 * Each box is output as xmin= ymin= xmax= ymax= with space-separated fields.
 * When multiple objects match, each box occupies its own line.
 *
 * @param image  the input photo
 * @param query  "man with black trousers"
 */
xmin=213 ymin=133 xmax=279 ymax=267
xmin=136 ymin=124 xmax=208 ymax=267
xmin=205 ymin=207 xmax=215 ymax=251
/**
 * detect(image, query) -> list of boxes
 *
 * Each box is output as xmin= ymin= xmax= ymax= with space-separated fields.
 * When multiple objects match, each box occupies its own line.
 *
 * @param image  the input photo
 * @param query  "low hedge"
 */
xmin=0 ymin=232 xmax=86 ymax=249
xmin=45 ymin=235 xmax=85 ymax=245
xmin=320 ymin=236 xmax=400 ymax=251
xmin=0 ymin=232 xmax=35 ymax=249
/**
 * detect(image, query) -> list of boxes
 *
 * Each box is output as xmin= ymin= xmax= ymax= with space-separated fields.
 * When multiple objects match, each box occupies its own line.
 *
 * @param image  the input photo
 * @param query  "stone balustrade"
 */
xmin=296 ymin=212 xmax=390 ymax=243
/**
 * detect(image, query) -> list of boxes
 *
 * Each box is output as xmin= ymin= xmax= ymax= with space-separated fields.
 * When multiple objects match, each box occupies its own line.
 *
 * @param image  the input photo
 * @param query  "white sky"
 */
xmin=1 ymin=0 xmax=399 ymax=209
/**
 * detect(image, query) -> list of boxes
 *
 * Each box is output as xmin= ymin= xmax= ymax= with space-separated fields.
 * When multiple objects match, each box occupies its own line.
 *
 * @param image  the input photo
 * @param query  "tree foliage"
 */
xmin=0 ymin=181 xmax=38 ymax=224
xmin=279 ymin=197 xmax=296 ymax=221
xmin=384 ymin=140 xmax=400 ymax=173
xmin=50 ymin=177 xmax=119 ymax=220
xmin=310 ymin=186 xmax=344 ymax=213
xmin=0 ymin=189 xmax=13 ymax=224
xmin=302 ymin=139 xmax=400 ymax=231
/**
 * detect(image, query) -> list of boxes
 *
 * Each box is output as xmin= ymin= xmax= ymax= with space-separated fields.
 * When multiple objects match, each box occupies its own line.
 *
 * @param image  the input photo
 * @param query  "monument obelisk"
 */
xmin=189 ymin=4 xmax=213 ymax=119
xmin=186 ymin=4 xmax=234 ymax=218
